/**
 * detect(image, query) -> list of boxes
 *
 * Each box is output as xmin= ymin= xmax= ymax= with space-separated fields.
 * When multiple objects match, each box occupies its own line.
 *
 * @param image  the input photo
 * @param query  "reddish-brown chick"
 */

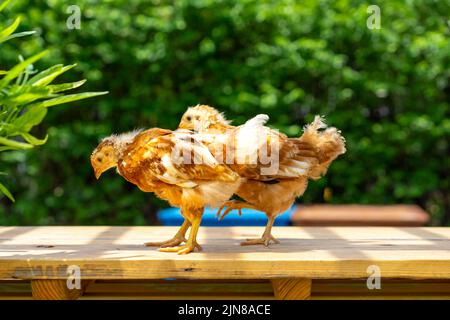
xmin=91 ymin=127 xmax=240 ymax=254
xmin=179 ymin=105 xmax=346 ymax=246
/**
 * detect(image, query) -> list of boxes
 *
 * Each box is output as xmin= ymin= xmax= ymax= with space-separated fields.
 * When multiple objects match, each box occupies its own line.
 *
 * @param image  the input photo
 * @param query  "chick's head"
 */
xmin=91 ymin=130 xmax=143 ymax=179
xmin=91 ymin=140 xmax=119 ymax=179
xmin=179 ymin=104 xmax=229 ymax=132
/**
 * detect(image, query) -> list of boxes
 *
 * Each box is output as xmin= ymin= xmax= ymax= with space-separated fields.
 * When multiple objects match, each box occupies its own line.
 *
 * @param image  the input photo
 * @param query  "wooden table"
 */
xmin=291 ymin=205 xmax=430 ymax=226
xmin=0 ymin=226 xmax=449 ymax=300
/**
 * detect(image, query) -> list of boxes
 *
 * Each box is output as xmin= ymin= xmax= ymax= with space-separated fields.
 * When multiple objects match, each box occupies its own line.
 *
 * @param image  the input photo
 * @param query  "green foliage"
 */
xmin=0 ymin=0 xmax=449 ymax=225
xmin=0 ymin=0 xmax=107 ymax=201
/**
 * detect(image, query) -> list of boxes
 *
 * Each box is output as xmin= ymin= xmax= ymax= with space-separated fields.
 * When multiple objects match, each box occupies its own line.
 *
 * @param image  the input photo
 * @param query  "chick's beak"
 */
xmin=93 ymin=160 xmax=117 ymax=179
xmin=93 ymin=164 xmax=112 ymax=180
xmin=178 ymin=120 xmax=188 ymax=130
xmin=94 ymin=168 xmax=102 ymax=180
xmin=91 ymin=157 xmax=105 ymax=180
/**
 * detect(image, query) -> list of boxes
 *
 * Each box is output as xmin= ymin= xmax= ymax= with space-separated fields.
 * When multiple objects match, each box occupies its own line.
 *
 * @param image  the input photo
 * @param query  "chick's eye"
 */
xmin=195 ymin=116 xmax=200 ymax=120
xmin=186 ymin=116 xmax=191 ymax=121
xmin=97 ymin=157 xmax=103 ymax=163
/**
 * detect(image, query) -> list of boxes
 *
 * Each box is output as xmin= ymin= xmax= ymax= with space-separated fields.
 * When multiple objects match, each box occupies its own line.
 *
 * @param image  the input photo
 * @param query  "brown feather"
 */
xmin=178 ymin=106 xmax=345 ymax=218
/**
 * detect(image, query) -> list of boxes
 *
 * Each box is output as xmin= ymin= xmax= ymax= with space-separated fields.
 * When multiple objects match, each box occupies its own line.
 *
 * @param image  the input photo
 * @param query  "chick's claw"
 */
xmin=217 ymin=207 xmax=242 ymax=221
xmin=216 ymin=200 xmax=245 ymax=220
xmin=241 ymin=235 xmax=280 ymax=247
xmin=144 ymin=236 xmax=187 ymax=248
xmin=158 ymin=242 xmax=202 ymax=255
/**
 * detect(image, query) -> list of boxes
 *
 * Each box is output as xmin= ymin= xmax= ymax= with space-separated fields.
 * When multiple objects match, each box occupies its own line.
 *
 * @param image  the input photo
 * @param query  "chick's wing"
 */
xmin=123 ymin=131 xmax=238 ymax=188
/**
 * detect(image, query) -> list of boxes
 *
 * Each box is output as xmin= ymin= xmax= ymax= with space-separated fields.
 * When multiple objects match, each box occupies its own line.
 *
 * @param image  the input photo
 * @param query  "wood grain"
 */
xmin=3 ymin=279 xmax=449 ymax=300
xmin=271 ymin=279 xmax=311 ymax=300
xmin=0 ymin=226 xmax=449 ymax=280
xmin=30 ymin=279 xmax=91 ymax=300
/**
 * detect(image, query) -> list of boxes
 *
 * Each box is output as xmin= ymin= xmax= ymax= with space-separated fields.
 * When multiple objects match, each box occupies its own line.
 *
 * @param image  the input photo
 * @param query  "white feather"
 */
xmin=243 ymin=114 xmax=269 ymax=127
xmin=233 ymin=114 xmax=271 ymax=165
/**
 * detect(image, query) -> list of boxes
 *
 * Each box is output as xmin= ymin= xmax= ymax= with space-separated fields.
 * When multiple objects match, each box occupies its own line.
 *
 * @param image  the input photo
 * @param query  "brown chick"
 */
xmin=91 ymin=127 xmax=240 ymax=254
xmin=179 ymin=105 xmax=346 ymax=246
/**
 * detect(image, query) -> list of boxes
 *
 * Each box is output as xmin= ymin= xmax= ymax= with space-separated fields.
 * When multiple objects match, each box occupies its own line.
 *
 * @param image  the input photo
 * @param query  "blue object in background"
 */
xmin=157 ymin=206 xmax=296 ymax=226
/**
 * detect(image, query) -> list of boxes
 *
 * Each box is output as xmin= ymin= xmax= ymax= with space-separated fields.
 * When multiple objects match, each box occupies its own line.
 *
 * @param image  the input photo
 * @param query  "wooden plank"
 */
xmin=272 ymin=279 xmax=311 ymax=300
xmin=291 ymin=205 xmax=429 ymax=226
xmin=30 ymin=279 xmax=91 ymax=300
xmin=0 ymin=227 xmax=449 ymax=280
xmin=0 ymin=280 xmax=31 ymax=299
xmin=86 ymin=279 xmax=272 ymax=295
xmin=1 ymin=279 xmax=450 ymax=300
xmin=312 ymin=279 xmax=450 ymax=294
xmin=312 ymin=279 xmax=450 ymax=300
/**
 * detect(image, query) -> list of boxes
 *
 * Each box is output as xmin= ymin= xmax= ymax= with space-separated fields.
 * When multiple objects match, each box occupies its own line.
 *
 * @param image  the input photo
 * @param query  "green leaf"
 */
xmin=0 ymin=181 xmax=14 ymax=202
xmin=0 ymin=136 xmax=33 ymax=150
xmin=0 ymin=0 xmax=12 ymax=12
xmin=27 ymin=64 xmax=62 ymax=84
xmin=13 ymin=104 xmax=48 ymax=132
xmin=20 ymin=132 xmax=48 ymax=145
xmin=29 ymin=64 xmax=76 ymax=86
xmin=0 ymin=17 xmax=21 ymax=43
xmin=0 ymin=50 xmax=49 ymax=89
xmin=1 ymin=86 xmax=53 ymax=105
xmin=1 ymin=30 xmax=36 ymax=42
xmin=39 ymin=91 xmax=109 ymax=107
xmin=47 ymin=79 xmax=87 ymax=93
xmin=0 ymin=122 xmax=22 ymax=136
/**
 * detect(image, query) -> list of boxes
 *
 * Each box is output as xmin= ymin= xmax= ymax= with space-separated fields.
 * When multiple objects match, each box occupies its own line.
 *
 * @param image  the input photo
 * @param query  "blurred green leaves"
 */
xmin=0 ymin=0 xmax=448 ymax=225
xmin=0 ymin=0 xmax=107 ymax=201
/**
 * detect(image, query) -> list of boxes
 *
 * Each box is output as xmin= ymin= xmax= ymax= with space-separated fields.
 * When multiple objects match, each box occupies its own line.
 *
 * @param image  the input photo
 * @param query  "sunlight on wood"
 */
xmin=0 ymin=226 xmax=449 ymax=281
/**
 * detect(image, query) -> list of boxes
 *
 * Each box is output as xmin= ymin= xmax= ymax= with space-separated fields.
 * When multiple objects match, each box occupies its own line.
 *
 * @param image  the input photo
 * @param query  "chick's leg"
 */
xmin=159 ymin=211 xmax=203 ymax=254
xmin=241 ymin=215 xmax=280 ymax=247
xmin=144 ymin=219 xmax=190 ymax=247
xmin=216 ymin=200 xmax=257 ymax=220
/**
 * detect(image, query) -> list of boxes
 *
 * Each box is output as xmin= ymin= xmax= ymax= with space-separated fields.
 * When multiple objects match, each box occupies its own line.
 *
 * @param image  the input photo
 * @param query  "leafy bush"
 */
xmin=0 ymin=0 xmax=107 ymax=202
xmin=0 ymin=0 xmax=448 ymax=225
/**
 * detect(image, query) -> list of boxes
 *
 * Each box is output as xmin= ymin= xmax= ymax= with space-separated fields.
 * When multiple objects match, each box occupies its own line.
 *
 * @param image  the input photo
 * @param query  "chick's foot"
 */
xmin=144 ymin=236 xmax=187 ymax=248
xmin=240 ymin=234 xmax=280 ymax=247
xmin=216 ymin=200 xmax=256 ymax=220
xmin=158 ymin=241 xmax=202 ymax=254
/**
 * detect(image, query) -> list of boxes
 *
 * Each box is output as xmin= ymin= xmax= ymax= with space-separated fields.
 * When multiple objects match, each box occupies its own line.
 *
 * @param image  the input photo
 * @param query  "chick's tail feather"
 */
xmin=299 ymin=115 xmax=346 ymax=180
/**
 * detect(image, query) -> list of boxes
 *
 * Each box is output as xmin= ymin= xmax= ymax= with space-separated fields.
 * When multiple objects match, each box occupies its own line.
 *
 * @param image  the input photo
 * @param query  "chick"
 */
xmin=91 ymin=127 xmax=240 ymax=254
xmin=179 ymin=105 xmax=346 ymax=246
